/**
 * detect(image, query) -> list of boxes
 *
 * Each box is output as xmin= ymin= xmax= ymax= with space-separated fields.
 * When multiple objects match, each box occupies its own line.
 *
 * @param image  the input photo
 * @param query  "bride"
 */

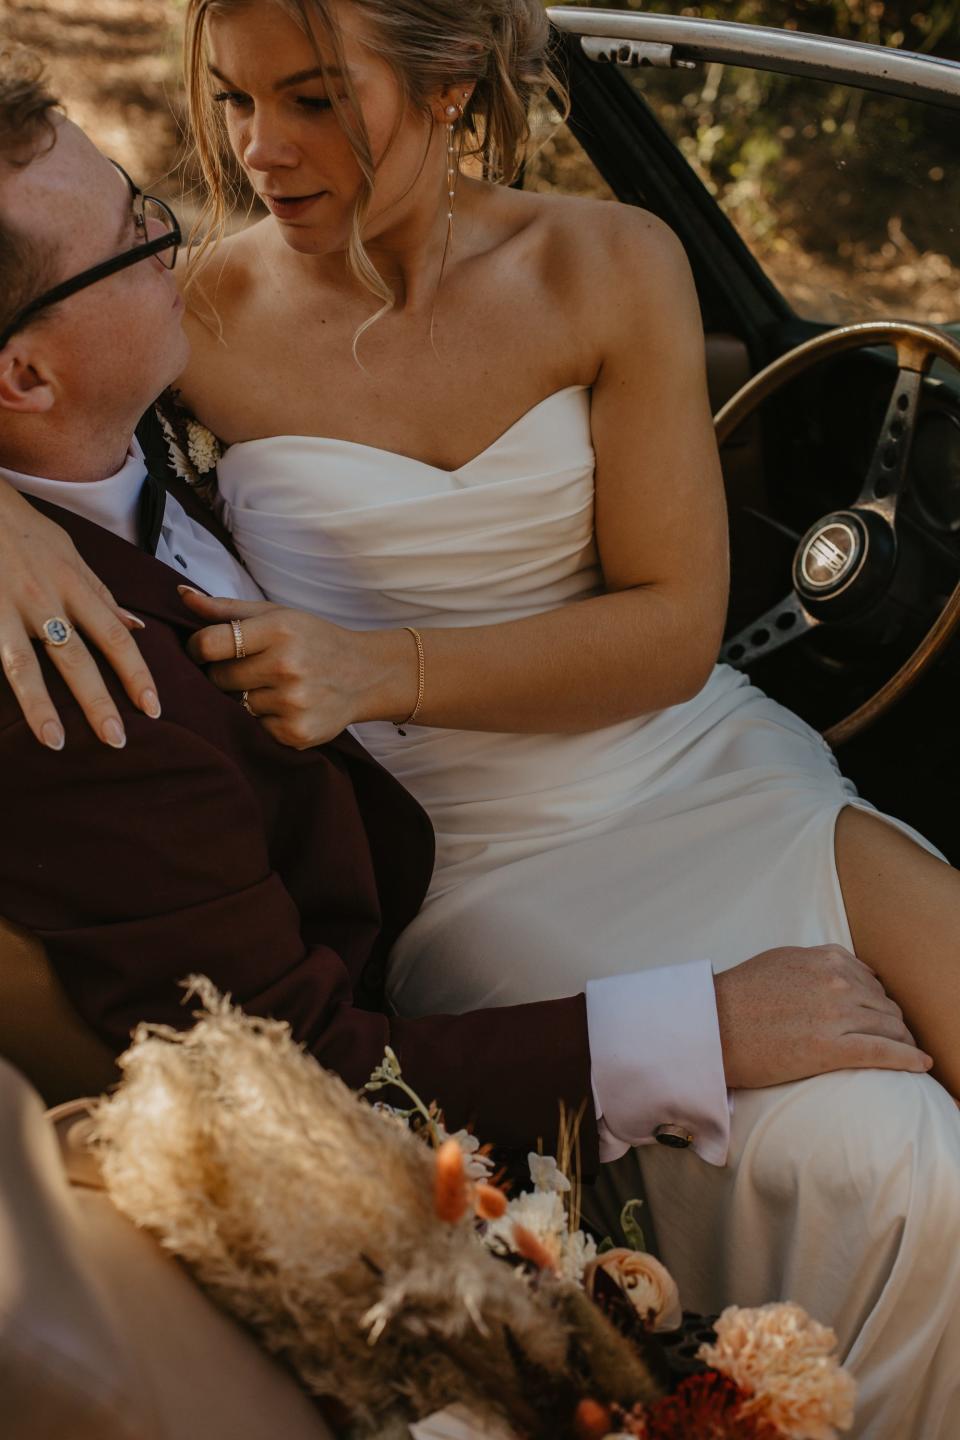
xmin=1 ymin=2 xmax=960 ymax=1430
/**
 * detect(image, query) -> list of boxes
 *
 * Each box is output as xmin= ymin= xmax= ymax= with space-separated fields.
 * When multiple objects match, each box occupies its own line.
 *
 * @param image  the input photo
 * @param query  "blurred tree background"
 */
xmin=537 ymin=1 xmax=960 ymax=320
xmin=2 ymin=0 xmax=958 ymax=321
xmin=581 ymin=0 xmax=959 ymax=54
xmin=1 ymin=0 xmax=187 ymax=206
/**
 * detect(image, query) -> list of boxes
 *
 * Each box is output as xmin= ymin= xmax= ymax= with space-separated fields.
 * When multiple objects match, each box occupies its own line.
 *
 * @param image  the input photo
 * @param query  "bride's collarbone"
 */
xmin=184 ymin=315 xmax=585 ymax=457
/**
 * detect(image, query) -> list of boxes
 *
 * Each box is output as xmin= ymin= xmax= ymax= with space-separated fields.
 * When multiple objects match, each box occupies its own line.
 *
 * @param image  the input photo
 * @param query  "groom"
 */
xmin=1 ymin=53 xmax=959 ymax=1437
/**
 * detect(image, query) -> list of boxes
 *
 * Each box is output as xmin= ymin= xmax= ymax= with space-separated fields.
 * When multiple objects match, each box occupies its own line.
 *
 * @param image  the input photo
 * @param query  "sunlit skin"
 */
xmin=202 ymin=1 xmax=463 ymax=273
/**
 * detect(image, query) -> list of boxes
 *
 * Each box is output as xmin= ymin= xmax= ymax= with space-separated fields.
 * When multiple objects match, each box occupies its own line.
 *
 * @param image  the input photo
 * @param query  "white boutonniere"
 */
xmin=155 ymin=395 xmax=223 ymax=509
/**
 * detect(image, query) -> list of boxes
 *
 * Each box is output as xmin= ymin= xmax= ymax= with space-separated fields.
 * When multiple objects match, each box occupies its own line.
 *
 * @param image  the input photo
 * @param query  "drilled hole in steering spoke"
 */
xmin=775 ymin=611 xmax=798 ymax=631
xmin=751 ymin=628 xmax=771 ymax=647
xmin=897 ymin=392 xmax=910 ymax=412
xmin=727 ymin=643 xmax=746 ymax=662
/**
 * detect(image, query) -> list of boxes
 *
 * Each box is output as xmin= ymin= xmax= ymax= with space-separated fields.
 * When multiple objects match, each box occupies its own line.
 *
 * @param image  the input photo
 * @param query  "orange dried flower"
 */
xmin=433 ymin=1138 xmax=469 ymax=1223
xmin=475 ymin=1183 xmax=508 ymax=1220
xmin=512 ymin=1223 xmax=559 ymax=1272
xmin=574 ymin=1398 xmax=614 ymax=1440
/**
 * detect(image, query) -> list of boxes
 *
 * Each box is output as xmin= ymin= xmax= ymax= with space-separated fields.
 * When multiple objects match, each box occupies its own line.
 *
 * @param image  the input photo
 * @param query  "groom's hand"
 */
xmin=714 ymin=945 xmax=934 ymax=1090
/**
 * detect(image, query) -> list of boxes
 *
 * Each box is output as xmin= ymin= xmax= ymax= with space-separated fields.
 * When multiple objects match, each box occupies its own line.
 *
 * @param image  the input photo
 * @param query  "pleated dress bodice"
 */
xmin=216 ymin=385 xmax=757 ymax=894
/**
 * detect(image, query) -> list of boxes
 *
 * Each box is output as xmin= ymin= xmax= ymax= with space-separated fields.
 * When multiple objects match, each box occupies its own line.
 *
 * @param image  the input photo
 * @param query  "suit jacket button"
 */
xmin=654 ymin=1123 xmax=694 ymax=1148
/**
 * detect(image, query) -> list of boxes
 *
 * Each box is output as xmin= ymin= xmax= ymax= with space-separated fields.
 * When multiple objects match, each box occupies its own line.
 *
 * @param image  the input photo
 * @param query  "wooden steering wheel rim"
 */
xmin=714 ymin=320 xmax=960 ymax=747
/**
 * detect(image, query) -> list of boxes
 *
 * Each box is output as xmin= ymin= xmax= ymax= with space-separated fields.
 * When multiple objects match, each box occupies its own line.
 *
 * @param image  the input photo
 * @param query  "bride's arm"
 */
xmin=0 ymin=480 xmax=160 ymax=747
xmin=186 ymin=211 xmax=729 ymax=742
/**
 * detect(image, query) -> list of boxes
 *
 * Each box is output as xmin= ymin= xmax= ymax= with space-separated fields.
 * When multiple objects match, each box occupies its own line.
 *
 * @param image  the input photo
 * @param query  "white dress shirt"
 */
xmin=4 ymin=441 xmax=731 ymax=1166
xmin=4 ymin=440 xmax=262 ymax=604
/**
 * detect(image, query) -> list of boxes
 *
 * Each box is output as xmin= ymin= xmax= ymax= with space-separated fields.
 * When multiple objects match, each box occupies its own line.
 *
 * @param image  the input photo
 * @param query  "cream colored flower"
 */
xmin=438 ymin=1125 xmax=494 ymax=1181
xmin=527 ymin=1152 xmax=571 ymax=1194
xmin=185 ymin=418 xmax=221 ymax=475
xmin=484 ymin=1190 xmax=597 ymax=1284
xmin=698 ymin=1302 xmax=856 ymax=1439
xmin=583 ymin=1249 xmax=682 ymax=1333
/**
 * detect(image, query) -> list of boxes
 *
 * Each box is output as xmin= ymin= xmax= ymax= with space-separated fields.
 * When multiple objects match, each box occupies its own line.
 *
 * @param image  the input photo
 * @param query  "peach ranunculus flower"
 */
xmin=698 ymin=1302 xmax=857 ymax=1440
xmin=583 ymin=1249 xmax=682 ymax=1332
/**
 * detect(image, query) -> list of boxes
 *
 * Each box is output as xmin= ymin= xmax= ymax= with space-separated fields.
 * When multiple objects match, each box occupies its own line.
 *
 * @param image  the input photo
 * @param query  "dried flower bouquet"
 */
xmin=88 ymin=979 xmax=856 ymax=1440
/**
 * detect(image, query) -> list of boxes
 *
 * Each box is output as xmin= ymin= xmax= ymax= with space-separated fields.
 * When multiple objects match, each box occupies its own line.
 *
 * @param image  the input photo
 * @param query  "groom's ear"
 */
xmin=0 ymin=340 xmax=55 ymax=414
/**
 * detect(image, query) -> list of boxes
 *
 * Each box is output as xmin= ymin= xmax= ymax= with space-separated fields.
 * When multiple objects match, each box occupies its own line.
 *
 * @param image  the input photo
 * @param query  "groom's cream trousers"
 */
xmin=590 ymin=1065 xmax=960 ymax=1440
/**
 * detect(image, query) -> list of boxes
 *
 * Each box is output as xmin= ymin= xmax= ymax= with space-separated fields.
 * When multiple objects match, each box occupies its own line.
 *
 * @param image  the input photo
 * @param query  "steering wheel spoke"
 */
xmin=854 ymin=366 xmax=925 ymax=517
xmin=721 ymin=591 xmax=819 ymax=670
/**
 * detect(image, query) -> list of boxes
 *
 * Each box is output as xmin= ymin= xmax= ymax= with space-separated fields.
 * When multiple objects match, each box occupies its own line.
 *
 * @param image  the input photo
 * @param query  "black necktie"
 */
xmin=135 ymin=404 xmax=176 ymax=554
xmin=136 ymin=466 xmax=167 ymax=554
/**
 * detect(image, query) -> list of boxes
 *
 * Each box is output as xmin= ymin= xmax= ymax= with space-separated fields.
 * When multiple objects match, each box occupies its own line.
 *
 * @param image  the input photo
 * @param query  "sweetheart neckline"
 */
xmin=219 ymin=384 xmax=589 ymax=476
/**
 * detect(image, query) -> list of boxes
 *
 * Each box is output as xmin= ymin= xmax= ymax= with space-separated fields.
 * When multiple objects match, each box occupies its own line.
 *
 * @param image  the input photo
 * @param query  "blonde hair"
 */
xmin=182 ymin=0 xmax=567 ymax=337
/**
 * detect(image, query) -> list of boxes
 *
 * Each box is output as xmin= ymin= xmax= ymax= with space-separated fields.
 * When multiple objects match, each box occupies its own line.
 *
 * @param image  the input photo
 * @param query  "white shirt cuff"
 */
xmin=586 ymin=959 xmax=730 ymax=1167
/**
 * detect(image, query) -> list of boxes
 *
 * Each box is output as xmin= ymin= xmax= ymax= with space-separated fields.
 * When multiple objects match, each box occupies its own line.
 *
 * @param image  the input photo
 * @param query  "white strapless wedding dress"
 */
xmin=217 ymin=384 xmax=935 ymax=1013
xmin=218 ymin=386 xmax=960 ymax=1439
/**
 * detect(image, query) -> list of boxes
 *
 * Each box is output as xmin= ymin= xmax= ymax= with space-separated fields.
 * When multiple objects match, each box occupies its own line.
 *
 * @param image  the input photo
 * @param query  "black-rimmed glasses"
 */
xmin=0 ymin=161 xmax=182 ymax=349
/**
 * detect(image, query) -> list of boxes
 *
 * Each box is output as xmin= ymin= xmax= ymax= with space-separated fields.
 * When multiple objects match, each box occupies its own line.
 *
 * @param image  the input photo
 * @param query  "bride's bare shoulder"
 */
xmin=175 ymin=223 xmax=271 ymax=414
xmin=512 ymin=191 xmax=700 ymax=370
xmin=180 ymin=221 xmax=270 ymax=324
xmin=524 ymin=190 xmax=691 ymax=303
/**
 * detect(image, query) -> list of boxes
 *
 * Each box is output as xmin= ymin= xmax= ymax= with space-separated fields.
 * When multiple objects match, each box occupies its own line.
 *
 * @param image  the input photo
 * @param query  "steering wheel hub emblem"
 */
xmin=796 ymin=517 xmax=863 ymax=593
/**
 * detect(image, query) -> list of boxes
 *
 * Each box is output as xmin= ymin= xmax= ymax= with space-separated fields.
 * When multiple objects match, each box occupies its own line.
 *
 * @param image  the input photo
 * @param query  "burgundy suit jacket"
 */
xmin=0 ymin=481 xmax=598 ymax=1167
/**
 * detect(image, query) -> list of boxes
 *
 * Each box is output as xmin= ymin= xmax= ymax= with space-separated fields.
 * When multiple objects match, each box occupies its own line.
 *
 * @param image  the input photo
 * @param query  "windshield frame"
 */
xmin=548 ymin=8 xmax=960 ymax=111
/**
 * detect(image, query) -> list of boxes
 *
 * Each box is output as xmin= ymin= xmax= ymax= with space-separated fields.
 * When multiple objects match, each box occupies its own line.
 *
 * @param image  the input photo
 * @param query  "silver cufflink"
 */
xmin=653 ymin=1123 xmax=694 ymax=1148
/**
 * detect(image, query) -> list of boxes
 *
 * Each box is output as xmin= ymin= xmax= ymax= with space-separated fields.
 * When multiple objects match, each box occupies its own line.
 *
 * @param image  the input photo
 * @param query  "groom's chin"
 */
xmin=159 ymin=326 xmax=191 ymax=396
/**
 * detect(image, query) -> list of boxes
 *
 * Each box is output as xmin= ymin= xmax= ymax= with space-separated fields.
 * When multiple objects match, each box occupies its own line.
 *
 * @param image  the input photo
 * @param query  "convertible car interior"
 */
xmin=2 ymin=7 xmax=959 ymax=1436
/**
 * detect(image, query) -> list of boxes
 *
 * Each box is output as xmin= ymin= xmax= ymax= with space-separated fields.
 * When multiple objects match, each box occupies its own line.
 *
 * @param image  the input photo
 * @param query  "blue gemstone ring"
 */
xmin=41 ymin=616 xmax=74 ymax=647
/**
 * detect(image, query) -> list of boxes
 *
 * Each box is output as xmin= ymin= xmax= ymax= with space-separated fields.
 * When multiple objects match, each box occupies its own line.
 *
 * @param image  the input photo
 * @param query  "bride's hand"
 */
xmin=0 ymin=482 xmax=160 ymax=749
xmin=182 ymin=590 xmax=414 ymax=748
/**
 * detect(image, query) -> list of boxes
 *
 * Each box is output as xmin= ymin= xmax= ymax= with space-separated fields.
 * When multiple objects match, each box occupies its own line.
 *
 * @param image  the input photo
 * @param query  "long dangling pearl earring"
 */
xmin=444 ymin=101 xmax=461 ymax=241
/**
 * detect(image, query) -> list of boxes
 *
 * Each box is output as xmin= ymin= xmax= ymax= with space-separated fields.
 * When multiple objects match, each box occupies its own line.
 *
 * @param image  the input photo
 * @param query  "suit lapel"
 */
xmin=135 ymin=402 xmax=242 ymax=558
xmin=26 ymin=494 xmax=213 ymax=632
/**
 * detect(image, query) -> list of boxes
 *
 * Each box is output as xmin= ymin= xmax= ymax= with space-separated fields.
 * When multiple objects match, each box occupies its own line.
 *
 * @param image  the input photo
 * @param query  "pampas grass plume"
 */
xmin=87 ymin=980 xmax=590 ymax=1433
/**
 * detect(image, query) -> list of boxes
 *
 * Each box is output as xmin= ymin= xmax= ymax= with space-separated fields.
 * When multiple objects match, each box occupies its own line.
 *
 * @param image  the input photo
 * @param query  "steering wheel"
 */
xmin=715 ymin=320 xmax=960 ymax=746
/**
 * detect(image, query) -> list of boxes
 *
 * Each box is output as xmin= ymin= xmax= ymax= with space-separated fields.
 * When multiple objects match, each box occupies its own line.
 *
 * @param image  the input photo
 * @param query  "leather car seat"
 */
xmin=0 ymin=916 xmax=118 ymax=1105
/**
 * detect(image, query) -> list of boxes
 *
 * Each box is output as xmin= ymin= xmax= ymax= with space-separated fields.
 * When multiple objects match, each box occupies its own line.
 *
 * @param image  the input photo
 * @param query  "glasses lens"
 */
xmin=143 ymin=196 xmax=178 ymax=268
